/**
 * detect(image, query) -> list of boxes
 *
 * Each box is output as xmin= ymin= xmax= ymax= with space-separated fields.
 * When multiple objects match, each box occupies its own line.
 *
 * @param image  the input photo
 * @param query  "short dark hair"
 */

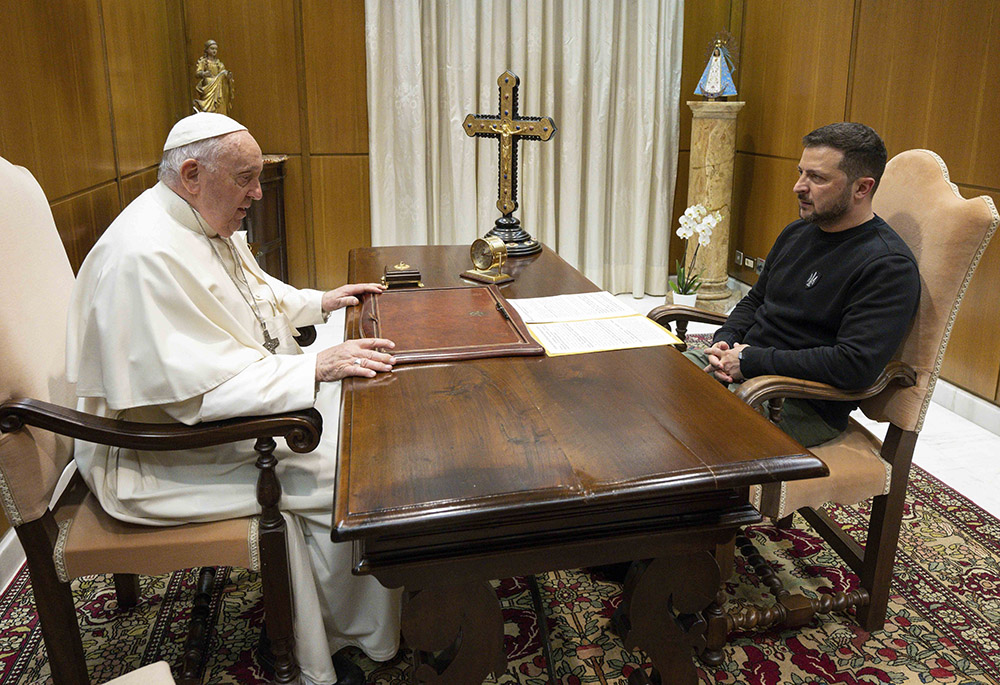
xmin=802 ymin=122 xmax=887 ymax=192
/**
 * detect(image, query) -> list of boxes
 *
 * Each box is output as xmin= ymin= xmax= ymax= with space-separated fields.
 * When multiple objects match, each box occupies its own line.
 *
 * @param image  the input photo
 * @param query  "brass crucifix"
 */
xmin=463 ymin=70 xmax=556 ymax=257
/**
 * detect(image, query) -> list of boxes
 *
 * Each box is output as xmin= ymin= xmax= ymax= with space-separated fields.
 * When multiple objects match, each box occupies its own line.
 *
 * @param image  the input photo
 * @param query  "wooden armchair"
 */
xmin=648 ymin=149 xmax=999 ymax=661
xmin=0 ymin=157 xmax=314 ymax=684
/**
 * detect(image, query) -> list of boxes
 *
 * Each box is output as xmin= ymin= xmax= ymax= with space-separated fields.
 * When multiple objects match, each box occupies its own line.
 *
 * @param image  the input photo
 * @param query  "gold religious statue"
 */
xmin=463 ymin=71 xmax=556 ymax=257
xmin=192 ymin=40 xmax=234 ymax=114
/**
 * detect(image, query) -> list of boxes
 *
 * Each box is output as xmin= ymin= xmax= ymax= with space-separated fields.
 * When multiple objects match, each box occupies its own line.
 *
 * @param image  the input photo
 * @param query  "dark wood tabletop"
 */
xmin=333 ymin=245 xmax=826 ymax=548
xmin=333 ymin=244 xmax=828 ymax=684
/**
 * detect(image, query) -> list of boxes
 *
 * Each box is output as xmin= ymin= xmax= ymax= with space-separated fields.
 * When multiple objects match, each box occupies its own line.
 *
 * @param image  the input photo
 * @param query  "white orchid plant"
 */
xmin=672 ymin=203 xmax=722 ymax=295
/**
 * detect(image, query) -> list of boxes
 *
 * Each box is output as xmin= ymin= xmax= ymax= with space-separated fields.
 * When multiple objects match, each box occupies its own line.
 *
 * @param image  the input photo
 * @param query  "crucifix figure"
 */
xmin=463 ymin=70 xmax=556 ymax=257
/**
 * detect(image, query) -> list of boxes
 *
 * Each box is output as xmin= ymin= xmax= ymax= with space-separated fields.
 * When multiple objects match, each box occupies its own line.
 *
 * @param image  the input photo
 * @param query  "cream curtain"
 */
xmin=365 ymin=0 xmax=683 ymax=296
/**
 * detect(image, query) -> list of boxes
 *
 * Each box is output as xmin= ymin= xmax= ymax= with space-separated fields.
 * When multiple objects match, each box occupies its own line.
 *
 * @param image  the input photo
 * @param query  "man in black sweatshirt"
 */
xmin=692 ymin=123 xmax=920 ymax=447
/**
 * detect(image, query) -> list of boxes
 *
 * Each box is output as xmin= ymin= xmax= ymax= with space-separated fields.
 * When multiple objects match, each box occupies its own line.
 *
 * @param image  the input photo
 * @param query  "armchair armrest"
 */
xmin=1 ymin=399 xmax=320 ymax=682
xmin=733 ymin=360 xmax=917 ymax=419
xmin=0 ymin=398 xmax=323 ymax=454
xmin=646 ymin=304 xmax=729 ymax=326
xmin=1 ymin=398 xmax=323 ymax=540
xmin=646 ymin=304 xmax=728 ymax=351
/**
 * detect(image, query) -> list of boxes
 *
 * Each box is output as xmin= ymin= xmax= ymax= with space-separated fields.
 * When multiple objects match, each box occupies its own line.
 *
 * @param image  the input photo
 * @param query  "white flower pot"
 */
xmin=671 ymin=292 xmax=698 ymax=307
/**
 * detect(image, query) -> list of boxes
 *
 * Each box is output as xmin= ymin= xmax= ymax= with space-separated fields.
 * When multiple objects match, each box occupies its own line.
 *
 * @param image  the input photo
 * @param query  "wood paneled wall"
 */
xmin=3 ymin=1 xmax=998 ymax=413
xmin=0 ymin=0 xmax=368 ymax=287
xmin=674 ymin=0 xmax=1000 ymax=406
xmin=0 ymin=0 xmax=369 ymax=538
xmin=0 ymin=0 xmax=180 ymax=276
xmin=848 ymin=1 xmax=1000 ymax=402
xmin=183 ymin=0 xmax=371 ymax=288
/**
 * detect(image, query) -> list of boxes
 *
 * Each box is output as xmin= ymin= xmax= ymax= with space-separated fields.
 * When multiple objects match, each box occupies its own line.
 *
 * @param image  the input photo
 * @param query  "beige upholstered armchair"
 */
xmin=648 ymin=149 xmax=999 ymax=662
xmin=0 ymin=156 xmax=316 ymax=684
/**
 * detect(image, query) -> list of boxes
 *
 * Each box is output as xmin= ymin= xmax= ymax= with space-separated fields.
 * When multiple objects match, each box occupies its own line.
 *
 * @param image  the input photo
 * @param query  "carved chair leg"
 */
xmin=774 ymin=514 xmax=794 ymax=530
xmin=857 ymin=493 xmax=897 ymax=631
xmin=766 ymin=397 xmax=785 ymax=424
xmin=180 ymin=567 xmax=218 ymax=682
xmin=255 ymin=437 xmax=300 ymax=684
xmin=17 ymin=516 xmax=90 ymax=685
xmin=113 ymin=573 xmax=140 ymax=609
xmin=857 ymin=483 xmax=908 ymax=630
xmin=676 ymin=320 xmax=690 ymax=350
xmin=857 ymin=426 xmax=916 ymax=632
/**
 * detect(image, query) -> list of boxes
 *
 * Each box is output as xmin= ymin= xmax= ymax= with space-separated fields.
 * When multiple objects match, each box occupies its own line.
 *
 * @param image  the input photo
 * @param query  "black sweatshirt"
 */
xmin=714 ymin=215 xmax=920 ymax=430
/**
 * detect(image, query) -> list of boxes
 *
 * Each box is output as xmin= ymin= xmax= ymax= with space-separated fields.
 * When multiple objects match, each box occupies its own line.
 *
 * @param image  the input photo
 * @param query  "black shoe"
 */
xmin=332 ymin=648 xmax=366 ymax=685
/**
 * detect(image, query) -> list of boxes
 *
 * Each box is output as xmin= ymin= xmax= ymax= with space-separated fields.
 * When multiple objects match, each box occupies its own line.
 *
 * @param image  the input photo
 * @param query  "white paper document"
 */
xmin=507 ymin=290 xmax=636 ymax=323
xmin=505 ymin=291 xmax=681 ymax=356
xmin=527 ymin=316 xmax=680 ymax=356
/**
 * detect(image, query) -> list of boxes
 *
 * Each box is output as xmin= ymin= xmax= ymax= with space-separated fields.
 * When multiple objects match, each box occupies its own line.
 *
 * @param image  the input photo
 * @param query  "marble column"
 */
xmin=680 ymin=100 xmax=744 ymax=313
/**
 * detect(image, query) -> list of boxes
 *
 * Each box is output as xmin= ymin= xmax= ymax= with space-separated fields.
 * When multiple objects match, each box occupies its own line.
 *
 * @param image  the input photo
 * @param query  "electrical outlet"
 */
xmin=755 ymin=257 xmax=765 ymax=274
xmin=735 ymin=250 xmax=743 ymax=265
xmin=744 ymin=256 xmax=754 ymax=269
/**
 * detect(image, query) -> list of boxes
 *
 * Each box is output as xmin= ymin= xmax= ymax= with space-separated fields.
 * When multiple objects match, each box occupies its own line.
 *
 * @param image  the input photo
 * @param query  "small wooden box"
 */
xmin=382 ymin=263 xmax=422 ymax=289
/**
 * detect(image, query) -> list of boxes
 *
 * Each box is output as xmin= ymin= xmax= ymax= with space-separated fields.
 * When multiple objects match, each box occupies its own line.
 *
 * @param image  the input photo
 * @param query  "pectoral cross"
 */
xmin=463 ymin=70 xmax=556 ymax=257
xmin=263 ymin=326 xmax=280 ymax=354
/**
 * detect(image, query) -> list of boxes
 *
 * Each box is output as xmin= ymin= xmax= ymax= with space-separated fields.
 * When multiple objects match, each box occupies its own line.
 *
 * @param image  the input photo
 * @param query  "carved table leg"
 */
xmin=702 ymin=539 xmax=735 ymax=666
xmin=701 ymin=587 xmax=729 ymax=666
xmin=618 ymin=551 xmax=720 ymax=685
xmin=402 ymin=582 xmax=506 ymax=684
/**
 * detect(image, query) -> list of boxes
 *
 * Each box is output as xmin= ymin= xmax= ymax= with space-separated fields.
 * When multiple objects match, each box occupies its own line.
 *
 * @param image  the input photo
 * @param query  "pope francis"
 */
xmin=66 ymin=113 xmax=399 ymax=685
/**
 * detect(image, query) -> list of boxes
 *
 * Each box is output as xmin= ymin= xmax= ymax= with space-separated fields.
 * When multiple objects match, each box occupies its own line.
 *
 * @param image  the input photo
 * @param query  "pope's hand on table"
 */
xmin=316 ymin=338 xmax=396 ymax=381
xmin=322 ymin=283 xmax=385 ymax=312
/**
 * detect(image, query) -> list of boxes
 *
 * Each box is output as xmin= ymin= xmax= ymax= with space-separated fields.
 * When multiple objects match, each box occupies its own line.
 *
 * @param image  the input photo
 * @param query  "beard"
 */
xmin=799 ymin=184 xmax=853 ymax=226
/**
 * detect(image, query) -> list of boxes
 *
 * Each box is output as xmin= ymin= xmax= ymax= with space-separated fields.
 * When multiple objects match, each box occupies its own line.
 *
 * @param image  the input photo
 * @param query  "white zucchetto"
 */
xmin=162 ymin=112 xmax=247 ymax=151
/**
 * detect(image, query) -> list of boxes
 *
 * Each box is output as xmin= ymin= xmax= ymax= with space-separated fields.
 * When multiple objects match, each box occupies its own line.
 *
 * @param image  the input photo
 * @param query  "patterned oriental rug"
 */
xmin=1 ymin=466 xmax=999 ymax=684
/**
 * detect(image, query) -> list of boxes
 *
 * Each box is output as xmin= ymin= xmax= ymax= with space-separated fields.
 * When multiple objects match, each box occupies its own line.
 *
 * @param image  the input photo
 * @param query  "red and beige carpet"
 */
xmin=1 ymin=464 xmax=999 ymax=684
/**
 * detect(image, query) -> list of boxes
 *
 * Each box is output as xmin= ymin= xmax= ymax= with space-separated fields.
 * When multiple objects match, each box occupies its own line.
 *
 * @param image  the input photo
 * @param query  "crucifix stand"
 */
xmin=463 ymin=70 xmax=556 ymax=257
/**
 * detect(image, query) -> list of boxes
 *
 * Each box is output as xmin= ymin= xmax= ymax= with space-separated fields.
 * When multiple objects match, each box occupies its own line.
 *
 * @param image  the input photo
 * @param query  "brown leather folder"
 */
xmin=359 ymin=285 xmax=544 ymax=364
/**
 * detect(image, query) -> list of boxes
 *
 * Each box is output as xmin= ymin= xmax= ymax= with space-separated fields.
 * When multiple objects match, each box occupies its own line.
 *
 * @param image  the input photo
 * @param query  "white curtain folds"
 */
xmin=365 ymin=0 xmax=683 ymax=296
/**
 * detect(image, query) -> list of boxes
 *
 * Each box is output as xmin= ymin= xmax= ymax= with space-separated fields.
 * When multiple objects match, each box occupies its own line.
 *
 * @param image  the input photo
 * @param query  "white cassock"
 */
xmin=66 ymin=182 xmax=401 ymax=684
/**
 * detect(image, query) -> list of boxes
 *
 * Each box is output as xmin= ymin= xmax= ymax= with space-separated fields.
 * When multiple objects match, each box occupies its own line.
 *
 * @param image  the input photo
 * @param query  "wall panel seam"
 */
xmin=120 ymin=165 xmax=161 ymax=182
xmin=48 ymin=180 xmax=120 ymax=207
xmin=95 ymin=0 xmax=124 ymax=212
xmin=843 ymin=0 xmax=863 ymax=120
xmin=293 ymin=0 xmax=316 ymax=288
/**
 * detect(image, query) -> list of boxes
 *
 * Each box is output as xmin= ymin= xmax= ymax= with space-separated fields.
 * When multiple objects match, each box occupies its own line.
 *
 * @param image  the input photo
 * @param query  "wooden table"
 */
xmin=333 ymin=245 xmax=827 ymax=684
